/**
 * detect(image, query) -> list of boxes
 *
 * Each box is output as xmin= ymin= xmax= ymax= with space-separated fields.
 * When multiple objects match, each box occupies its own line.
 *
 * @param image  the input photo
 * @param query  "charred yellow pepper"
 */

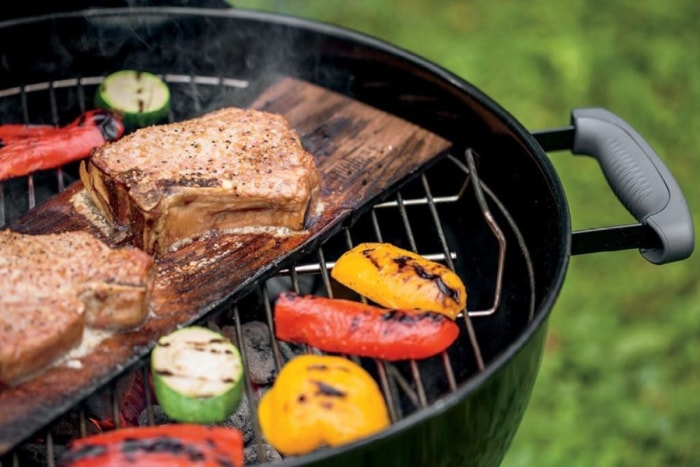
xmin=331 ymin=242 xmax=467 ymax=319
xmin=257 ymin=354 xmax=390 ymax=456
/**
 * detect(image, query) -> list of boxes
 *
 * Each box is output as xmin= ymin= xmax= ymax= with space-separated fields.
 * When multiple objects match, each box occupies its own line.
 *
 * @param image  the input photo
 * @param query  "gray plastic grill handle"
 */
xmin=571 ymin=108 xmax=694 ymax=264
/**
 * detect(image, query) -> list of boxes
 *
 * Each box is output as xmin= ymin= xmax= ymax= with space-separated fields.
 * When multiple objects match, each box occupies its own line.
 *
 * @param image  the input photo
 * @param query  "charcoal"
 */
xmin=222 ymin=321 xmax=278 ymax=385
xmin=137 ymin=404 xmax=172 ymax=426
xmin=279 ymin=340 xmax=304 ymax=363
xmin=244 ymin=442 xmax=282 ymax=464
xmin=222 ymin=395 xmax=255 ymax=444
xmin=11 ymin=442 xmax=64 ymax=467
xmin=242 ymin=321 xmax=278 ymax=384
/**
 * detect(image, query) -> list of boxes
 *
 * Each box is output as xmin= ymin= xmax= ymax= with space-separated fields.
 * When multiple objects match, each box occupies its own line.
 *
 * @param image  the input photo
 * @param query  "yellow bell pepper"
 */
xmin=257 ymin=354 xmax=390 ymax=456
xmin=330 ymin=242 xmax=467 ymax=319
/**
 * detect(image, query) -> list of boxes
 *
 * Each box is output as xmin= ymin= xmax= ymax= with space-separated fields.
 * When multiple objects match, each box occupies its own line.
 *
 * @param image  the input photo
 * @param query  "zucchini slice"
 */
xmin=95 ymin=70 xmax=170 ymax=129
xmin=151 ymin=326 xmax=244 ymax=424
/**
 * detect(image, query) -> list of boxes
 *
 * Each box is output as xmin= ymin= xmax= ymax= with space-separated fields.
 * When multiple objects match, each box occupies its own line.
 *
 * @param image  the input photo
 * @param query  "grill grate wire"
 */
xmin=0 ymin=75 xmax=536 ymax=466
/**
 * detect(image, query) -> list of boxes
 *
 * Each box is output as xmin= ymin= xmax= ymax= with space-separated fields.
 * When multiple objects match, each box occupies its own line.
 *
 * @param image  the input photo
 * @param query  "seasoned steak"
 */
xmin=0 ymin=230 xmax=155 ymax=384
xmin=80 ymin=107 xmax=321 ymax=255
xmin=0 ymin=297 xmax=85 ymax=385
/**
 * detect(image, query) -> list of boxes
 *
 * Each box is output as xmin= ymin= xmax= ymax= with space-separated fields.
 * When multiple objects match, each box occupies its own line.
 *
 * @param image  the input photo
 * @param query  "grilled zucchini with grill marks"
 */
xmin=95 ymin=70 xmax=170 ymax=129
xmin=151 ymin=326 xmax=244 ymax=424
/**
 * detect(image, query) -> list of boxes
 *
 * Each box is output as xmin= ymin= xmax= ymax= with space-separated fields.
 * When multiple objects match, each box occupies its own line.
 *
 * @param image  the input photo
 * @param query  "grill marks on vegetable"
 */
xmin=312 ymin=380 xmax=347 ymax=398
xmin=94 ymin=70 xmax=171 ymax=129
xmin=132 ymin=71 xmax=147 ymax=113
xmin=361 ymin=247 xmax=382 ymax=270
xmin=60 ymin=443 xmax=107 ymax=464
xmin=274 ymin=292 xmax=459 ymax=361
xmin=380 ymin=309 xmax=448 ymax=325
xmin=154 ymin=337 xmax=234 ymax=382
xmin=58 ymin=424 xmax=244 ymax=467
xmin=332 ymin=242 xmax=467 ymax=320
xmin=155 ymin=337 xmax=233 ymax=380
xmin=150 ymin=326 xmax=244 ymax=423
xmin=296 ymin=379 xmax=347 ymax=410
xmin=299 ymin=366 xmax=350 ymax=402
xmin=391 ymin=253 xmax=461 ymax=305
xmin=120 ymin=436 xmax=209 ymax=463
xmin=257 ymin=354 xmax=390 ymax=456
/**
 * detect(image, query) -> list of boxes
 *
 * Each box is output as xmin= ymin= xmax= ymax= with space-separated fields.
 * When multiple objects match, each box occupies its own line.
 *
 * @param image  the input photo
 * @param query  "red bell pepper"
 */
xmin=0 ymin=112 xmax=96 ymax=142
xmin=0 ymin=109 xmax=124 ymax=181
xmin=58 ymin=424 xmax=244 ymax=467
xmin=274 ymin=291 xmax=460 ymax=361
xmin=0 ymin=123 xmax=57 ymax=142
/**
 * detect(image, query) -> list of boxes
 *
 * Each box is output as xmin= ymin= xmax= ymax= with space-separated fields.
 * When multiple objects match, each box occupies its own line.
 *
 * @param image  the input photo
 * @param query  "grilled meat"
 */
xmin=80 ymin=107 xmax=321 ymax=255
xmin=0 ymin=297 xmax=85 ymax=385
xmin=0 ymin=229 xmax=155 ymax=384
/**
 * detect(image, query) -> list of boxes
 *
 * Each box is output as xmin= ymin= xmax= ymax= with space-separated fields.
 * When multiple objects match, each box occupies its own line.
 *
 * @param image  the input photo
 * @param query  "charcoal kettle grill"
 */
xmin=0 ymin=5 xmax=694 ymax=467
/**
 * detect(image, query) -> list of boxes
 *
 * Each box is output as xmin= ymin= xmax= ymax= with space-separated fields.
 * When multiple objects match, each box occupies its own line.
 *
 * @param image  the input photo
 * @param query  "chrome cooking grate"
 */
xmin=0 ymin=75 xmax=535 ymax=466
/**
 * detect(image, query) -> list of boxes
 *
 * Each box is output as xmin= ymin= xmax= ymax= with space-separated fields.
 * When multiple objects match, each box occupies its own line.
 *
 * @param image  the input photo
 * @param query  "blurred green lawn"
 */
xmin=232 ymin=1 xmax=699 ymax=465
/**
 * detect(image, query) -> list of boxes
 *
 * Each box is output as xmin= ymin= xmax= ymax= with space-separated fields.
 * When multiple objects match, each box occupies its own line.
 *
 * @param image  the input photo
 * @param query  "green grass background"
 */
xmin=230 ymin=1 xmax=699 ymax=465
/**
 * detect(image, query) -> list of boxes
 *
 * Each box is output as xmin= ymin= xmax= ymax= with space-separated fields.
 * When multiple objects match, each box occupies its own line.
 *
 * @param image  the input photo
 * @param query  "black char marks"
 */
xmin=58 ymin=443 xmax=107 ymax=465
xmin=393 ymin=255 xmax=461 ymax=304
xmin=120 ymin=436 xmax=207 ymax=463
xmin=380 ymin=309 xmax=446 ymax=325
xmin=311 ymin=380 xmax=347 ymax=398
xmin=361 ymin=247 xmax=381 ymax=270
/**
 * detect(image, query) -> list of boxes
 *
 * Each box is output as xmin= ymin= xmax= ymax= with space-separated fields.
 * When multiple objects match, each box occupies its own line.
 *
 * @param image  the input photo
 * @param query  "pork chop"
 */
xmin=80 ymin=106 xmax=321 ymax=255
xmin=0 ymin=229 xmax=155 ymax=384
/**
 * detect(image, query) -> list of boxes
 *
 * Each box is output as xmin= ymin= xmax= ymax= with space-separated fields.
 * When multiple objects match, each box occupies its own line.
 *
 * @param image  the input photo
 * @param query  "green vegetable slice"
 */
xmin=95 ymin=70 xmax=170 ymax=129
xmin=151 ymin=326 xmax=244 ymax=424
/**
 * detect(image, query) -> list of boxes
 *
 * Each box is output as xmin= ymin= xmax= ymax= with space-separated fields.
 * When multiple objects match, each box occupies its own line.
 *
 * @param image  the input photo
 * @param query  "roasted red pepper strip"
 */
xmin=274 ymin=291 xmax=460 ymax=361
xmin=0 ymin=112 xmax=94 ymax=143
xmin=58 ymin=424 xmax=244 ymax=467
xmin=0 ymin=109 xmax=124 ymax=181
xmin=0 ymin=123 xmax=58 ymax=143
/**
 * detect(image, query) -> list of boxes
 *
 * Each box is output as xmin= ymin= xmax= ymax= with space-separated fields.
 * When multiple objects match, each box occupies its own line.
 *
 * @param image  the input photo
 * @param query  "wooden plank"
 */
xmin=0 ymin=77 xmax=451 ymax=454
